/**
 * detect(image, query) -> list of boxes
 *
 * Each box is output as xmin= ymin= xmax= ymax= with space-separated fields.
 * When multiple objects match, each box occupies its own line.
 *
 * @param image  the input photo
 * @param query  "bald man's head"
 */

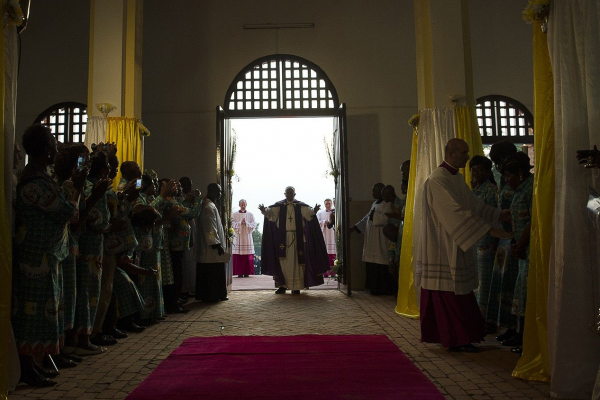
xmin=444 ymin=138 xmax=470 ymax=169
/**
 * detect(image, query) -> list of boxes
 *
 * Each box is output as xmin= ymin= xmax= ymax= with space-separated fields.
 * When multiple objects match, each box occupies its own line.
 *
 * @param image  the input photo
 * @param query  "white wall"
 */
xmin=15 ymin=0 xmax=90 ymax=151
xmin=470 ymin=1 xmax=534 ymax=111
xmin=141 ymin=0 xmax=417 ymax=200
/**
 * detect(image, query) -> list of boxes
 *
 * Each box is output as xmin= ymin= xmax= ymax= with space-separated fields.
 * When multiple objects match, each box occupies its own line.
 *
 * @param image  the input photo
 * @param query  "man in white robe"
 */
xmin=259 ymin=186 xmax=329 ymax=294
xmin=196 ymin=183 xmax=228 ymax=303
xmin=232 ymin=199 xmax=257 ymax=277
xmin=352 ymin=183 xmax=394 ymax=295
xmin=316 ymin=198 xmax=336 ymax=274
xmin=416 ymin=138 xmax=512 ymax=352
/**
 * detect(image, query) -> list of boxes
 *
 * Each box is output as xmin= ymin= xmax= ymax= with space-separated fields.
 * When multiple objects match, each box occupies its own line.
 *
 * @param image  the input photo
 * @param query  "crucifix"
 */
xmin=288 ymin=214 xmax=294 ymax=223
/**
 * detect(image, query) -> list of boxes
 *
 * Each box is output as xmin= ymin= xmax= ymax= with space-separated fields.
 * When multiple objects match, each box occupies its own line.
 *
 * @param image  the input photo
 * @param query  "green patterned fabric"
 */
xmin=132 ymin=193 xmax=165 ymax=319
xmin=169 ymin=196 xmax=202 ymax=251
xmin=486 ymin=180 xmax=519 ymax=328
xmin=510 ymin=174 xmax=534 ymax=317
xmin=12 ymin=172 xmax=77 ymax=355
xmin=104 ymin=189 xmax=138 ymax=255
xmin=74 ymin=178 xmax=110 ymax=334
xmin=472 ymin=180 xmax=498 ymax=315
xmin=113 ymin=267 xmax=144 ymax=318
xmin=161 ymin=228 xmax=174 ymax=285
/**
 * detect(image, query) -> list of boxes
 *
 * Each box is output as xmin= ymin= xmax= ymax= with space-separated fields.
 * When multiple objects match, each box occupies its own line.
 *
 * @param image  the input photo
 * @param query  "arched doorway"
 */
xmin=217 ymin=54 xmax=351 ymax=295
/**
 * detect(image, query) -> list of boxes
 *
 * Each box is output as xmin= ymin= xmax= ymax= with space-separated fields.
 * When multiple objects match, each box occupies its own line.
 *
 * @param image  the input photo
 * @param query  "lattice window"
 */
xmin=476 ymin=95 xmax=533 ymax=144
xmin=34 ymin=102 xmax=88 ymax=143
xmin=225 ymin=54 xmax=339 ymax=117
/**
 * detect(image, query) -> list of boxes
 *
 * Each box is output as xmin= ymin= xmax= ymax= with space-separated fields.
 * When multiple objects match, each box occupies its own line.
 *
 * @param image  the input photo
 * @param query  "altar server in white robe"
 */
xmin=416 ymin=138 xmax=512 ymax=352
xmin=231 ymin=199 xmax=256 ymax=277
xmin=352 ymin=183 xmax=394 ymax=295
xmin=316 ymin=198 xmax=336 ymax=273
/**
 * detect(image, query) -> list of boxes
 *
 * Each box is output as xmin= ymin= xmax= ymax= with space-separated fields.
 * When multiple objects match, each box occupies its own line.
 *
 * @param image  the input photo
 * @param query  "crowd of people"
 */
xmin=346 ymin=138 xmax=534 ymax=355
xmin=352 ymin=160 xmax=410 ymax=297
xmin=10 ymin=124 xmax=224 ymax=388
xmin=417 ymin=138 xmax=533 ymax=354
xmin=9 ymin=121 xmax=537 ymax=393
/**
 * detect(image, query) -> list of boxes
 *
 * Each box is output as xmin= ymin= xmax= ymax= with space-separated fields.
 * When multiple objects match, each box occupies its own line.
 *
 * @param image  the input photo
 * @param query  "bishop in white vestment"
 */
xmin=231 ymin=199 xmax=256 ymax=277
xmin=415 ymin=139 xmax=511 ymax=351
xmin=260 ymin=187 xmax=329 ymax=294
xmin=316 ymin=198 xmax=336 ymax=272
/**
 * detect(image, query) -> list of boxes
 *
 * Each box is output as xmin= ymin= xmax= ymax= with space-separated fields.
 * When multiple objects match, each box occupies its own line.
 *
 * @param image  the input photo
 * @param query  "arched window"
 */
xmin=34 ymin=102 xmax=88 ymax=143
xmin=224 ymin=54 xmax=339 ymax=117
xmin=476 ymin=95 xmax=533 ymax=144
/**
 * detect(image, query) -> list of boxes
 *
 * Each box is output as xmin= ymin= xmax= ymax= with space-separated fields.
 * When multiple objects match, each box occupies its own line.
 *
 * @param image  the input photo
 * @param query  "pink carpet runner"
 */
xmin=126 ymin=335 xmax=444 ymax=400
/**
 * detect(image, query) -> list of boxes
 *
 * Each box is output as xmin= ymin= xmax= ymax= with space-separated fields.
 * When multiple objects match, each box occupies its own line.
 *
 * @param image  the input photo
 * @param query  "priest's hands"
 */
xmin=313 ymin=204 xmax=321 ymax=213
xmin=499 ymin=210 xmax=512 ymax=223
xmin=488 ymin=228 xmax=513 ymax=240
xmin=258 ymin=204 xmax=266 ymax=213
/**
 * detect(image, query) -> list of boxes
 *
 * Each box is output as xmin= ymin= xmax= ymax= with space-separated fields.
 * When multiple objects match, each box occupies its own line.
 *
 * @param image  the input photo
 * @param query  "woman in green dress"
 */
xmin=53 ymin=143 xmax=111 ymax=368
xmin=502 ymin=151 xmax=534 ymax=352
xmin=469 ymin=155 xmax=498 ymax=332
xmin=13 ymin=125 xmax=86 ymax=386
xmin=131 ymin=174 xmax=174 ymax=324
xmin=70 ymin=151 xmax=112 ymax=356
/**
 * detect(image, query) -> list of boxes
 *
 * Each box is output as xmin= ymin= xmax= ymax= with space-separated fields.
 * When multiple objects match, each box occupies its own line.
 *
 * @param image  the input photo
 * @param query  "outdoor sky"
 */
xmin=231 ymin=117 xmax=335 ymax=234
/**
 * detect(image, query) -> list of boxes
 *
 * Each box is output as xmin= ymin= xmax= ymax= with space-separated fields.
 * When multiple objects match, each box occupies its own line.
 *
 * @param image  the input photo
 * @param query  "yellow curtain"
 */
xmin=395 ymin=130 xmax=420 ymax=318
xmin=0 ymin=18 xmax=9 ymax=400
xmin=512 ymin=26 xmax=553 ymax=383
xmin=455 ymin=105 xmax=484 ymax=185
xmin=105 ymin=117 xmax=143 ymax=190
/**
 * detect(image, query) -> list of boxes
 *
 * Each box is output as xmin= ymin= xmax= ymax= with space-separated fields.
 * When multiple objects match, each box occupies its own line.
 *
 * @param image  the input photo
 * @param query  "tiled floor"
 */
xmin=9 ymin=290 xmax=550 ymax=399
xmin=231 ymin=273 xmax=338 ymax=290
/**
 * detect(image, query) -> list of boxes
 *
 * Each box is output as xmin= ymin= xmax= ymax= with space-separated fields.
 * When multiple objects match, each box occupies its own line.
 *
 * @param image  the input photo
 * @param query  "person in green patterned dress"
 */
xmin=131 ymin=174 xmax=177 ymax=325
xmin=468 ymin=155 xmax=498 ymax=333
xmin=53 ymin=143 xmax=110 ymax=367
xmin=12 ymin=125 xmax=86 ymax=386
xmin=157 ymin=177 xmax=175 ymax=312
xmin=96 ymin=152 xmax=147 ymax=339
xmin=487 ymin=141 xmax=520 ymax=343
xmin=502 ymin=151 xmax=534 ymax=353
xmin=68 ymin=151 xmax=112 ymax=356
xmin=166 ymin=180 xmax=202 ymax=313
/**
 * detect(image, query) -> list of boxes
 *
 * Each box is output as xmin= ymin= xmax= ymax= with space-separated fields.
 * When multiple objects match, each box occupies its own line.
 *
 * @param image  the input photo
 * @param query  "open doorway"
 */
xmin=217 ymin=54 xmax=351 ymax=295
xmin=229 ymin=117 xmax=337 ymax=291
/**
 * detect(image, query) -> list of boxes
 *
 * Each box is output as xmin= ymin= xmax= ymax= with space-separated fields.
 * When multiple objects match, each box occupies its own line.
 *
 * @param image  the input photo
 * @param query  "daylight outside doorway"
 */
xmin=229 ymin=117 xmax=337 ymax=291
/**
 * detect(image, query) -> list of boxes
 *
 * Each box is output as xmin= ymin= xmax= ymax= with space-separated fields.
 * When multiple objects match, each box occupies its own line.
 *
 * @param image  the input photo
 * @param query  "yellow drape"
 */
xmin=395 ymin=129 xmax=420 ymax=318
xmin=512 ymin=26 xmax=553 ymax=383
xmin=105 ymin=117 xmax=143 ymax=190
xmin=455 ymin=105 xmax=484 ymax=185
xmin=0 ymin=18 xmax=9 ymax=400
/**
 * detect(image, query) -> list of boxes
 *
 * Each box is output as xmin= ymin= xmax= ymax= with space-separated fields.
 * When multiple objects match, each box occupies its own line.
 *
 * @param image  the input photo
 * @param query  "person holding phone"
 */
xmin=500 ymin=152 xmax=534 ymax=354
xmin=70 ymin=151 xmax=113 ymax=356
xmin=165 ymin=180 xmax=201 ymax=313
xmin=12 ymin=125 xmax=86 ymax=386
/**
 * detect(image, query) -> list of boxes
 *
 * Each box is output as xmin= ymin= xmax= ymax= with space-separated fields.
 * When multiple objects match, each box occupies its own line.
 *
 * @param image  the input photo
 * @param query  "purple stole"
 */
xmin=274 ymin=200 xmax=307 ymax=265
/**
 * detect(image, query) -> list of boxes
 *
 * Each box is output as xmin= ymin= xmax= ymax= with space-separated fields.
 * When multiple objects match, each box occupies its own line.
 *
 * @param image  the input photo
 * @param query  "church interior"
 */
xmin=2 ymin=0 xmax=599 ymax=399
